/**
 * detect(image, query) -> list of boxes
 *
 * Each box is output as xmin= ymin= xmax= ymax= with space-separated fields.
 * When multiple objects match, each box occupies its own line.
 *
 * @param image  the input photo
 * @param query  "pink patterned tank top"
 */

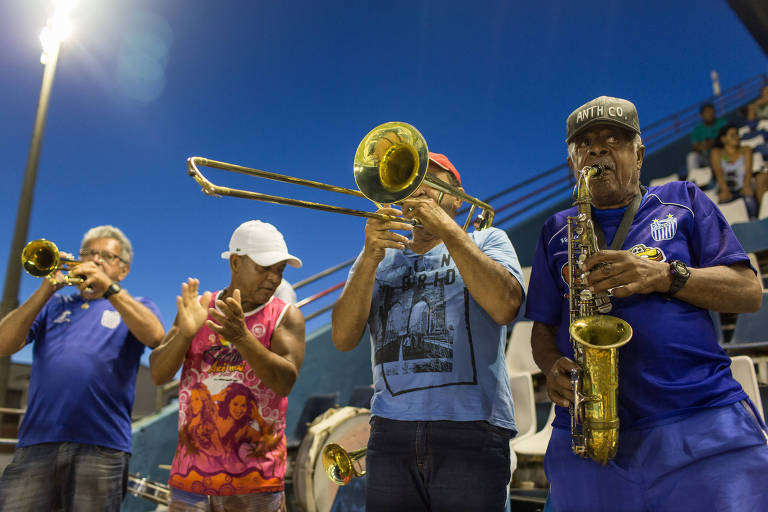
xmin=169 ymin=291 xmax=290 ymax=495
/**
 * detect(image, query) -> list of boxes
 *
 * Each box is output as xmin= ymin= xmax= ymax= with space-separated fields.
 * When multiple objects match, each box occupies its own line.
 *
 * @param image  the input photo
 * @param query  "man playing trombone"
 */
xmin=332 ymin=152 xmax=525 ymax=512
xmin=0 ymin=225 xmax=165 ymax=511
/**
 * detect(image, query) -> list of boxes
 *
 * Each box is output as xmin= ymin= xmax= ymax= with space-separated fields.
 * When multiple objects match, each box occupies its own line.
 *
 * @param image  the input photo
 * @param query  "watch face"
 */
xmin=673 ymin=261 xmax=690 ymax=278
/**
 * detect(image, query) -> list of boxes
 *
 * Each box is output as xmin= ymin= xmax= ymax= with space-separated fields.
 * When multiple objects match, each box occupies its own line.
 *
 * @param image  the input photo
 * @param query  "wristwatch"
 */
xmin=103 ymin=282 xmax=123 ymax=299
xmin=667 ymin=260 xmax=690 ymax=296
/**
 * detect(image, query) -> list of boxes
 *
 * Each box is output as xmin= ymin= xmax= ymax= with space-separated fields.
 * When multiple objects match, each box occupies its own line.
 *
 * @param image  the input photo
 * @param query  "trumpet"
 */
xmin=321 ymin=443 xmax=366 ymax=485
xmin=21 ymin=239 xmax=84 ymax=286
xmin=187 ymin=122 xmax=494 ymax=231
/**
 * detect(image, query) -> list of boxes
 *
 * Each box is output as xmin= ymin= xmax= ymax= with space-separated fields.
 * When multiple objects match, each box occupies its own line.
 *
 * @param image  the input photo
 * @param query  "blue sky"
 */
xmin=1 ymin=0 xmax=766 ymax=365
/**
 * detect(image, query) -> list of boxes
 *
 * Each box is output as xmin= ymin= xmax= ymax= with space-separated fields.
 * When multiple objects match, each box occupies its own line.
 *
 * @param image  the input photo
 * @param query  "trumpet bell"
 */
xmin=321 ymin=442 xmax=366 ymax=486
xmin=21 ymin=239 xmax=60 ymax=278
xmin=354 ymin=122 xmax=429 ymax=204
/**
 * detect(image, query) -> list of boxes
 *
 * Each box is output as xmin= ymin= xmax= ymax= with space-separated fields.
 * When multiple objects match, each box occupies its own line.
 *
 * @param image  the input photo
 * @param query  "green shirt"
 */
xmin=690 ymin=117 xmax=727 ymax=144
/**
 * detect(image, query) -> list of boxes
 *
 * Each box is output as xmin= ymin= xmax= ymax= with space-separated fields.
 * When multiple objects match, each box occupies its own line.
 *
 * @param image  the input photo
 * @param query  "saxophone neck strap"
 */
xmin=594 ymin=186 xmax=646 ymax=251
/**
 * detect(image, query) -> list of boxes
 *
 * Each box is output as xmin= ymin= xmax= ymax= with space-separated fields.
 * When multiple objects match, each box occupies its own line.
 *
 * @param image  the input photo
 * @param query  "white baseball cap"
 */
xmin=221 ymin=220 xmax=302 ymax=268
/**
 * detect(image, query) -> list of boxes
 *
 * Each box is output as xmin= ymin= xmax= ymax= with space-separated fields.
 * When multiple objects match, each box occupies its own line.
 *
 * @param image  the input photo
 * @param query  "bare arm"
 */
xmin=439 ymin=223 xmax=523 ymax=324
xmin=531 ymin=321 xmax=576 ymax=408
xmin=210 ymin=290 xmax=305 ymax=396
xmin=105 ymin=289 xmax=165 ymax=348
xmin=0 ymin=281 xmax=58 ymax=357
xmin=402 ymin=197 xmax=522 ymax=324
xmin=331 ymin=207 xmax=412 ymax=351
xmin=76 ymin=261 xmax=164 ymax=348
xmin=235 ymin=305 xmax=305 ymax=397
xmin=583 ymin=251 xmax=762 ymax=313
xmin=149 ymin=278 xmax=211 ymax=385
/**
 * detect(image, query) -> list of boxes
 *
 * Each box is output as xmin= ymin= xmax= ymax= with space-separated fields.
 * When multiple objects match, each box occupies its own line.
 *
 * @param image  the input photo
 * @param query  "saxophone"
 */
xmin=566 ymin=164 xmax=633 ymax=465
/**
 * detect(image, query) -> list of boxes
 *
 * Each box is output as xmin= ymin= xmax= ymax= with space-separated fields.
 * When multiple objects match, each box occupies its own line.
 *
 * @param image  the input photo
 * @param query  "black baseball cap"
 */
xmin=566 ymin=96 xmax=641 ymax=143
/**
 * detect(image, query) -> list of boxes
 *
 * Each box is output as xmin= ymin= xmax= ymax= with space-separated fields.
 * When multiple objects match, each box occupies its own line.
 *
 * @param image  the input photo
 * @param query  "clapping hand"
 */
xmin=177 ymin=278 xmax=211 ymax=338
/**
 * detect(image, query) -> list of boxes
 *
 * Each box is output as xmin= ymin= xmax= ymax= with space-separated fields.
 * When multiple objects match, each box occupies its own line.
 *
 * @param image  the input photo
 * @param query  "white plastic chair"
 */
xmin=730 ymin=355 xmax=765 ymax=418
xmin=759 ymin=191 xmax=768 ymax=220
xmin=687 ymin=166 xmax=712 ymax=188
xmin=513 ymin=403 xmax=556 ymax=458
xmin=505 ymin=321 xmax=540 ymax=376
xmin=758 ymin=119 xmax=768 ymax=133
xmin=753 ymin=151 xmax=765 ymax=173
xmin=716 ymin=197 xmax=750 ymax=224
xmin=704 ymin=188 xmax=719 ymax=202
xmin=742 ymin=134 xmax=766 ymax=149
xmin=521 ymin=266 xmax=532 ymax=291
xmin=649 ymin=172 xmax=679 ymax=187
xmin=748 ymin=253 xmax=763 ymax=292
xmin=509 ymin=372 xmax=537 ymax=447
xmin=739 ymin=125 xmax=752 ymax=138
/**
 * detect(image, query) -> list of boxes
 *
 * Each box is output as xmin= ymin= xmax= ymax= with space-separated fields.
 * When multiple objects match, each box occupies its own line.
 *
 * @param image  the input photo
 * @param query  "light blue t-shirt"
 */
xmin=350 ymin=227 xmax=525 ymax=432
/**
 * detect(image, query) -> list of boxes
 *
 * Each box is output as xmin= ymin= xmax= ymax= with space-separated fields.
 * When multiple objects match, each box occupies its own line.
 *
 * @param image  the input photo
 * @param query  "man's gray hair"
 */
xmin=80 ymin=225 xmax=133 ymax=264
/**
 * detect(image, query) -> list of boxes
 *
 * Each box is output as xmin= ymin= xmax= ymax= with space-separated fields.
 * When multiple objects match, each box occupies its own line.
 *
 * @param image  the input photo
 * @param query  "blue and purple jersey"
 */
xmin=20 ymin=292 xmax=162 ymax=452
xmin=526 ymin=181 xmax=752 ymax=430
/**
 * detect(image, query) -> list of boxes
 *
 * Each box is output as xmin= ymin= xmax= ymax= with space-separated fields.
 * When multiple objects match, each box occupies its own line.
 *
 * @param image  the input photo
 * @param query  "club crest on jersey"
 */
xmin=650 ymin=214 xmax=677 ymax=241
xmin=629 ymin=243 xmax=666 ymax=261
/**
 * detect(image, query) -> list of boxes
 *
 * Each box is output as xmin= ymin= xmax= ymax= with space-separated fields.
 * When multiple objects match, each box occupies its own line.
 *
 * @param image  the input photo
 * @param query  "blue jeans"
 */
xmin=365 ymin=417 xmax=513 ymax=512
xmin=0 ymin=442 xmax=130 ymax=512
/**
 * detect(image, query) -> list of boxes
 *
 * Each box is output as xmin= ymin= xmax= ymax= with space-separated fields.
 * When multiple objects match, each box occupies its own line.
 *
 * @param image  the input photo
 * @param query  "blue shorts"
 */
xmin=545 ymin=401 xmax=768 ymax=512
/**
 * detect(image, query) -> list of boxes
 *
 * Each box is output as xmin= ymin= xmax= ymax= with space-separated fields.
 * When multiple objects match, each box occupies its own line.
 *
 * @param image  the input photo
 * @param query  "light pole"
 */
xmin=0 ymin=1 xmax=74 ymax=413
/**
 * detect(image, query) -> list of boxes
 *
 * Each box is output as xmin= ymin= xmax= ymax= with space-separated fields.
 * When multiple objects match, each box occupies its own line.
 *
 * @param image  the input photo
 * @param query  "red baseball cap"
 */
xmin=428 ymin=152 xmax=461 ymax=186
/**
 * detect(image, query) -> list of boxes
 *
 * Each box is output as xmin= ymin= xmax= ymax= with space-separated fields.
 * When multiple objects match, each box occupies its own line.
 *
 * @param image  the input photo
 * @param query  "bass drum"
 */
xmin=294 ymin=406 xmax=370 ymax=512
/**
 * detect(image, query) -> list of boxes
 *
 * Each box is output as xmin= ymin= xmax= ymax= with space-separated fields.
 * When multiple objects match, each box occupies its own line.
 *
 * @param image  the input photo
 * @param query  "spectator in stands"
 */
xmin=686 ymin=103 xmax=727 ymax=174
xmin=746 ymin=85 xmax=768 ymax=121
xmin=710 ymin=124 xmax=762 ymax=218
xmin=150 ymin=220 xmax=305 ymax=512
xmin=0 ymin=225 xmax=165 ymax=511
xmin=332 ymin=149 xmax=525 ymax=512
xmin=527 ymin=96 xmax=768 ymax=512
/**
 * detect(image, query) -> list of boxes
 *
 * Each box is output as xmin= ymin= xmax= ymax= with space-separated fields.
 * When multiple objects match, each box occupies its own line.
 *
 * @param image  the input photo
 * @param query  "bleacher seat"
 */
xmin=287 ymin=392 xmax=339 ymax=449
xmin=753 ymin=151 xmax=766 ymax=172
xmin=704 ymin=188 xmax=718 ymax=202
xmin=649 ymin=173 xmax=679 ymax=187
xmin=742 ymin=134 xmax=766 ymax=149
xmin=729 ymin=293 xmax=768 ymax=346
xmin=739 ymin=125 xmax=752 ymax=138
xmin=509 ymin=372 xmax=537 ymax=447
xmin=717 ymin=197 xmax=750 ymax=224
xmin=687 ymin=166 xmax=712 ymax=188
xmin=758 ymin=119 xmax=768 ymax=133
xmin=506 ymin=321 xmax=540 ymax=375
xmin=513 ymin=403 xmax=555 ymax=458
xmin=347 ymin=385 xmax=374 ymax=408
xmin=521 ymin=266 xmax=532 ymax=291
xmin=760 ymin=191 xmax=768 ymax=220
xmin=730 ymin=355 xmax=765 ymax=418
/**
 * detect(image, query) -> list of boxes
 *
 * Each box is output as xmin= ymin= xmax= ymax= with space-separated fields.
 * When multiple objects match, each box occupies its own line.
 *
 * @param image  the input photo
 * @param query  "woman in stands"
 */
xmin=710 ymin=124 xmax=764 ymax=218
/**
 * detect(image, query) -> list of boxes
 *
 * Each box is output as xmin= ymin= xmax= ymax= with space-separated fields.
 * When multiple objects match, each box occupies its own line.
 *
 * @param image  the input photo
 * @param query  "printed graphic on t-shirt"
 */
xmin=371 ymin=254 xmax=477 ymax=396
xmin=171 ymin=314 xmax=287 ymax=496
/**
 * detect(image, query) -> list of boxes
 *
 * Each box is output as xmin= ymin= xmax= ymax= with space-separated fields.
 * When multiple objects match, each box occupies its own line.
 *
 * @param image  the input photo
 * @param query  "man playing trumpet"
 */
xmin=0 ymin=225 xmax=164 ymax=511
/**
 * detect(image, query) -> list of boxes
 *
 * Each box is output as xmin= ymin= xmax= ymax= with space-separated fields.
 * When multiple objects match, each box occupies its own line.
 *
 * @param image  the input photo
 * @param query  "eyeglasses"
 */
xmin=79 ymin=249 xmax=126 ymax=265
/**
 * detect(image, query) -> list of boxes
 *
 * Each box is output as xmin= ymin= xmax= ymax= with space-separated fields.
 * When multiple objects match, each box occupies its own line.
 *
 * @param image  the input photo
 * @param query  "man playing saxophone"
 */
xmin=526 ymin=96 xmax=768 ymax=511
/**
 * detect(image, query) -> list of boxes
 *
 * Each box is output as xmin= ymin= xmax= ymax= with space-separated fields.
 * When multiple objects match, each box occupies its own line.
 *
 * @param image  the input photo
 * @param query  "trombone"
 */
xmin=187 ymin=122 xmax=494 ymax=231
xmin=21 ymin=239 xmax=84 ymax=286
